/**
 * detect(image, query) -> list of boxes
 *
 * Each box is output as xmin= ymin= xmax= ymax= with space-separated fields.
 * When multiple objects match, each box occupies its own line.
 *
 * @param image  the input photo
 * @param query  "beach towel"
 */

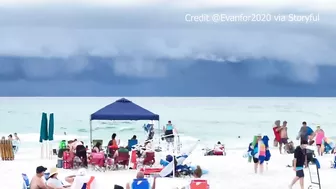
xmin=262 ymin=136 xmax=271 ymax=161
xmin=131 ymin=178 xmax=150 ymax=189
xmin=258 ymin=141 xmax=266 ymax=164
xmin=248 ymin=136 xmax=258 ymax=162
xmin=322 ymin=138 xmax=335 ymax=153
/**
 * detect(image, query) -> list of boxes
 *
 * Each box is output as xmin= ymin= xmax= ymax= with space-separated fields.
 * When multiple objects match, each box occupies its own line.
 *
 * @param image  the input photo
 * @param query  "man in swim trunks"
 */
xmin=289 ymin=140 xmax=308 ymax=189
xmin=279 ymin=121 xmax=289 ymax=154
xmin=30 ymin=166 xmax=48 ymax=189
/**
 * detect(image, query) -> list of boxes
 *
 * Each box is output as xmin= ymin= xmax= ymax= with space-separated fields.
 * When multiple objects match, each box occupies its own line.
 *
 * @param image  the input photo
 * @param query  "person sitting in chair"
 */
xmin=108 ymin=133 xmax=119 ymax=158
xmin=126 ymin=171 xmax=156 ymax=189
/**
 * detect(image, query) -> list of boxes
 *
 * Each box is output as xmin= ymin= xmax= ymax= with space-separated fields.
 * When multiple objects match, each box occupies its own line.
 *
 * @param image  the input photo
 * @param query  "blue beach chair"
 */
xmin=22 ymin=173 xmax=30 ymax=189
xmin=128 ymin=139 xmax=138 ymax=151
xmin=131 ymin=178 xmax=150 ymax=189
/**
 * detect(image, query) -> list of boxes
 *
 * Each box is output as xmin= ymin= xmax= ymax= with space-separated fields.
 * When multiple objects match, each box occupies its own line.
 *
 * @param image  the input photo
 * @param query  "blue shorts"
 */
xmin=296 ymin=169 xmax=304 ymax=178
xmin=259 ymin=156 xmax=265 ymax=164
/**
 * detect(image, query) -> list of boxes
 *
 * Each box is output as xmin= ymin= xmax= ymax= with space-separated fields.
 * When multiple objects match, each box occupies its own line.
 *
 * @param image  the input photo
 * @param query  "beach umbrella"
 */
xmin=48 ymin=113 xmax=54 ymax=141
xmin=39 ymin=112 xmax=48 ymax=143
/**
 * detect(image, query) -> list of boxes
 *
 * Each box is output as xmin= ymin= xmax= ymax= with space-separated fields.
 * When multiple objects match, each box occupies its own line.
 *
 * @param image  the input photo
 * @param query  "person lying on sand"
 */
xmin=125 ymin=171 xmax=156 ymax=189
xmin=30 ymin=166 xmax=48 ymax=189
xmin=46 ymin=167 xmax=73 ymax=189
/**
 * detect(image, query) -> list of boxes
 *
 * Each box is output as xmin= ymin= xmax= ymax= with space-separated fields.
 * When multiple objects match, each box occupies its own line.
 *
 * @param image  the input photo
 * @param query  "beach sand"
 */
xmin=1 ymin=146 xmax=334 ymax=189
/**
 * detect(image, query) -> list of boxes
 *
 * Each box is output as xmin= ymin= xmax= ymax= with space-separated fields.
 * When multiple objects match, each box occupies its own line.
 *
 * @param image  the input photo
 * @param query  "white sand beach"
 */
xmin=2 ymin=145 xmax=335 ymax=189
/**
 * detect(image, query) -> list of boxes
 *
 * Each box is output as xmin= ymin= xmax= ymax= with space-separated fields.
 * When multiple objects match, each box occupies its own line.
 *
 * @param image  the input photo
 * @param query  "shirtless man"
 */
xmin=30 ymin=166 xmax=48 ymax=189
xmin=279 ymin=121 xmax=288 ymax=154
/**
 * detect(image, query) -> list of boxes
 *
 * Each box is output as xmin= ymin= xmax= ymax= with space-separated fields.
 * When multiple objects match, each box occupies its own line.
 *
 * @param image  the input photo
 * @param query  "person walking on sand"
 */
xmin=272 ymin=120 xmax=281 ymax=149
xmin=289 ymin=140 xmax=308 ymax=189
xmin=249 ymin=134 xmax=266 ymax=174
xmin=297 ymin=121 xmax=314 ymax=143
xmin=315 ymin=125 xmax=325 ymax=156
xmin=279 ymin=121 xmax=289 ymax=154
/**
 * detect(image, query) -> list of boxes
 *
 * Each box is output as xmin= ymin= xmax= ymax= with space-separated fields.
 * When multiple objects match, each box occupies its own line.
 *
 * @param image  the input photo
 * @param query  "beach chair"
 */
xmin=189 ymin=180 xmax=209 ymax=189
xmin=128 ymin=139 xmax=138 ymax=151
xmin=22 ymin=173 xmax=30 ymax=189
xmin=131 ymin=178 xmax=150 ymax=189
xmin=143 ymin=151 xmax=155 ymax=166
xmin=115 ymin=151 xmax=130 ymax=169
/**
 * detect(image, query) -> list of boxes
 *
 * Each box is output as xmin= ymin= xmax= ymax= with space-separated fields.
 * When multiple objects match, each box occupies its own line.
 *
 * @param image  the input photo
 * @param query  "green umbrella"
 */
xmin=39 ymin=112 xmax=48 ymax=143
xmin=48 ymin=113 xmax=54 ymax=141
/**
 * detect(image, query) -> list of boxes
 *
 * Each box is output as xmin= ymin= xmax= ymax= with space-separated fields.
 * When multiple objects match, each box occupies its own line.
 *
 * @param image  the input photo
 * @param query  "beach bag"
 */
xmin=189 ymin=180 xmax=209 ymax=189
xmin=57 ymin=159 xmax=63 ymax=168
xmin=63 ymin=161 xmax=71 ymax=169
xmin=273 ymin=139 xmax=278 ymax=147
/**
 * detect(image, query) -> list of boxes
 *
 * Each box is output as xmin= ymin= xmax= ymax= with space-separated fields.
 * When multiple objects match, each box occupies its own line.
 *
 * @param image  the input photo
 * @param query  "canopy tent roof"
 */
xmin=90 ymin=98 xmax=159 ymax=121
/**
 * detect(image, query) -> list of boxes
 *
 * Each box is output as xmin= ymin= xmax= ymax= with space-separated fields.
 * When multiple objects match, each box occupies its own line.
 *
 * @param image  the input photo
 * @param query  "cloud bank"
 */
xmin=0 ymin=0 xmax=335 ymax=96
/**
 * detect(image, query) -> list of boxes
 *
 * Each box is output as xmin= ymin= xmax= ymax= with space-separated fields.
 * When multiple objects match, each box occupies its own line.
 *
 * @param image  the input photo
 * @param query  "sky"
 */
xmin=0 ymin=0 xmax=335 ymax=96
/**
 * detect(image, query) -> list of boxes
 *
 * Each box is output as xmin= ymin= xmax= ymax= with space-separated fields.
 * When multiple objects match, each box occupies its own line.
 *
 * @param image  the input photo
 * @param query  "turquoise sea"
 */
xmin=1 ymin=97 xmax=336 ymax=149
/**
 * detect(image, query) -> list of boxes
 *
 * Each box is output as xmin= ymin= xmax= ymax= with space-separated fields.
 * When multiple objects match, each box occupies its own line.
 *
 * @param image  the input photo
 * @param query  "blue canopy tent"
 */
xmin=90 ymin=98 xmax=160 ymax=147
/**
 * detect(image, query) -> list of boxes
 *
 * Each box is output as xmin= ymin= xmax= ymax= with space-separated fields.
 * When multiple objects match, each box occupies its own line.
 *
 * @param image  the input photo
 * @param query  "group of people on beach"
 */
xmin=1 ymin=133 xmax=20 ymax=152
xmin=271 ymin=120 xmax=335 ymax=189
xmin=273 ymin=120 xmax=334 ymax=155
xmin=29 ymin=165 xmax=91 ymax=189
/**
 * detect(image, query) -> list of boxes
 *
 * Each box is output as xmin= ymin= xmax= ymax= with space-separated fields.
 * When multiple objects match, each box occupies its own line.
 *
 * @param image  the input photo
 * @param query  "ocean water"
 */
xmin=1 ymin=97 xmax=336 ymax=150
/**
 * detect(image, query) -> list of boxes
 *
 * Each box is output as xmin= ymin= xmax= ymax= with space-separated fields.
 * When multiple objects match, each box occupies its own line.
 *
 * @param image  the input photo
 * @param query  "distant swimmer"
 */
xmin=238 ymin=136 xmax=241 ymax=138
xmin=64 ymin=132 xmax=67 ymax=135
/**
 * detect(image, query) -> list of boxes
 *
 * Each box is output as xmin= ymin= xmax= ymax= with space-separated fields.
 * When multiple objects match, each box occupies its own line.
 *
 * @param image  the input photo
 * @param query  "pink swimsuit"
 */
xmin=315 ymin=131 xmax=325 ymax=145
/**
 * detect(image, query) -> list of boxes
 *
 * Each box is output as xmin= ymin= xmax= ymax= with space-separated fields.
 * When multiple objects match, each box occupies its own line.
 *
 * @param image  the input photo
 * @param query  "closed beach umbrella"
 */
xmin=39 ymin=112 xmax=48 ymax=143
xmin=48 ymin=113 xmax=54 ymax=141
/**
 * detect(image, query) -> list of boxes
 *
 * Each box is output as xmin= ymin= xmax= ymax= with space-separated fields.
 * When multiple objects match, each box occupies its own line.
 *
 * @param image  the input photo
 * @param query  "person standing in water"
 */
xmin=162 ymin=121 xmax=177 ymax=151
xmin=315 ymin=125 xmax=325 ymax=156
xmin=279 ymin=121 xmax=289 ymax=154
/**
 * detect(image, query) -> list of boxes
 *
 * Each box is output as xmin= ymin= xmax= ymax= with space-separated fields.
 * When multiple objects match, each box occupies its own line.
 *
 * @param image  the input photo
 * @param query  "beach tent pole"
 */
xmin=48 ymin=113 xmax=55 ymax=160
xmin=89 ymin=120 xmax=93 ymax=148
xmin=172 ymin=155 xmax=175 ymax=178
xmin=158 ymin=120 xmax=161 ymax=145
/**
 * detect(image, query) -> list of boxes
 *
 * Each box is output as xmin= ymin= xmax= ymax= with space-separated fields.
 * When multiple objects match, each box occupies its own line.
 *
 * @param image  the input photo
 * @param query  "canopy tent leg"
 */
xmin=89 ymin=120 xmax=93 ymax=148
xmin=158 ymin=120 xmax=161 ymax=145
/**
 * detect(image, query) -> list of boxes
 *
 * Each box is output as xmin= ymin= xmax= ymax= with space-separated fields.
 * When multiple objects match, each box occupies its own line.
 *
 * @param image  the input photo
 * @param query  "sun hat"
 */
xmin=48 ymin=167 xmax=58 ymax=178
